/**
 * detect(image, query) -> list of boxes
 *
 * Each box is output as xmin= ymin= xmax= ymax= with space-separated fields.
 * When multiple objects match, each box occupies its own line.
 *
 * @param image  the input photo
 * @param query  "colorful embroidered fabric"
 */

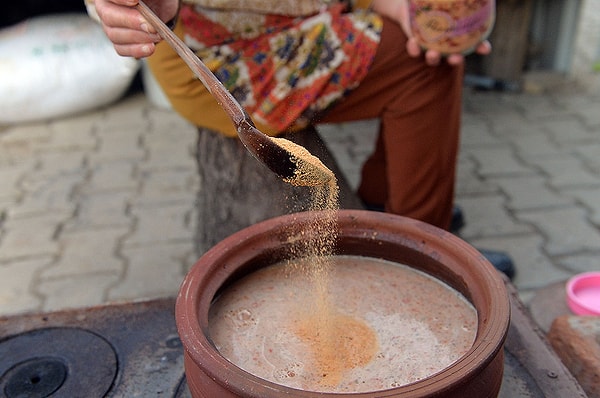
xmin=179 ymin=2 xmax=382 ymax=132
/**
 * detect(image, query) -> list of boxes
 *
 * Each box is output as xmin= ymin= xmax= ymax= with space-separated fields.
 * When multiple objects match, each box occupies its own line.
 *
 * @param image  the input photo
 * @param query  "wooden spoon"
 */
xmin=136 ymin=1 xmax=334 ymax=186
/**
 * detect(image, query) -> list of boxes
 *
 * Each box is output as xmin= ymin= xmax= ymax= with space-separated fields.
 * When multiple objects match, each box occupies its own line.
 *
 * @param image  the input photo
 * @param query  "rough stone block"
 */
xmin=548 ymin=315 xmax=600 ymax=398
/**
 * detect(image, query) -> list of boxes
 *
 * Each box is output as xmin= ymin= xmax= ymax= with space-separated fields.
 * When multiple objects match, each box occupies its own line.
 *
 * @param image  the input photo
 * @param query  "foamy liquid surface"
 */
xmin=208 ymin=255 xmax=477 ymax=393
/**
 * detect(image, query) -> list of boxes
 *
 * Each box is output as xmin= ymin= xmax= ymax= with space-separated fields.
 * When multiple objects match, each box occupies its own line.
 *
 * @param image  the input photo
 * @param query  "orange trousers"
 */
xmin=317 ymin=18 xmax=464 ymax=230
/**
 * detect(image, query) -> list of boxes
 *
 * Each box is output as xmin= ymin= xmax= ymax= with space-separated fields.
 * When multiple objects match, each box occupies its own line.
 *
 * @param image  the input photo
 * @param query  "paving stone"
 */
xmin=463 ymin=91 xmax=521 ymax=117
xmin=484 ymin=109 xmax=534 ymax=137
xmin=65 ymin=191 xmax=134 ymax=230
xmin=455 ymin=195 xmax=532 ymax=239
xmin=460 ymin=109 xmax=486 ymax=126
xmin=0 ymin=257 xmax=49 ymax=316
xmin=97 ymin=95 xmax=150 ymax=131
xmin=561 ymin=96 xmax=600 ymax=127
xmin=543 ymin=117 xmax=597 ymax=144
xmin=48 ymin=109 xmax=104 ymax=131
xmin=574 ymin=143 xmax=600 ymax=174
xmin=43 ymin=227 xmax=129 ymax=278
xmin=182 ymin=248 xmax=202 ymax=273
xmin=141 ymin=144 xmax=197 ymax=172
xmin=318 ymin=119 xmax=378 ymax=137
xmin=9 ymin=173 xmax=82 ymax=218
xmin=123 ymin=204 xmax=194 ymax=247
xmin=468 ymin=146 xmax=534 ymax=177
xmin=0 ymin=147 xmax=36 ymax=169
xmin=558 ymin=252 xmax=600 ymax=274
xmin=467 ymin=234 xmax=573 ymax=291
xmin=509 ymin=94 xmax=567 ymax=122
xmin=579 ymin=109 xmax=600 ymax=128
xmin=84 ymin=161 xmax=139 ymax=192
xmin=146 ymin=110 xmax=197 ymax=133
xmin=455 ymin=155 xmax=498 ymax=196
xmin=43 ymin=118 xmax=98 ymax=151
xmin=108 ymin=242 xmax=192 ymax=301
xmin=135 ymin=170 xmax=198 ymax=205
xmin=90 ymin=128 xmax=145 ymax=163
xmin=565 ymin=187 xmax=600 ymax=226
xmin=35 ymin=151 xmax=86 ymax=178
xmin=0 ymin=166 xmax=26 ymax=203
xmin=460 ymin=118 xmax=503 ymax=147
xmin=491 ymin=175 xmax=573 ymax=211
xmin=318 ymin=120 xmax=378 ymax=161
xmin=0 ymin=215 xmax=62 ymax=261
xmin=526 ymin=156 xmax=600 ymax=188
xmin=509 ymin=129 xmax=563 ymax=158
xmin=143 ymin=132 xmax=195 ymax=153
xmin=0 ymin=199 xmax=18 ymax=218
xmin=0 ymin=124 xmax=53 ymax=158
xmin=37 ymin=273 xmax=121 ymax=312
xmin=518 ymin=207 xmax=600 ymax=256
xmin=144 ymin=119 xmax=197 ymax=141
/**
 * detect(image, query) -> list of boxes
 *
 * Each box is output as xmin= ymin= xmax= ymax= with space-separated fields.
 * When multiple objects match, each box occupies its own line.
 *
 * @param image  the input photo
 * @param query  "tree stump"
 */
xmin=195 ymin=126 xmax=364 ymax=256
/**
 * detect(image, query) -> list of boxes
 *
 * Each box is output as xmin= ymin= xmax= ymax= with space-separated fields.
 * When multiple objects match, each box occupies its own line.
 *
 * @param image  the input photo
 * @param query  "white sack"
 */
xmin=0 ymin=13 xmax=139 ymax=124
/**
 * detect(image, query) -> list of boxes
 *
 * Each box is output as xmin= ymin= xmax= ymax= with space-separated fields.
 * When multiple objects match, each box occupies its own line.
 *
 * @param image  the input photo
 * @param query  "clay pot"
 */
xmin=176 ymin=210 xmax=510 ymax=397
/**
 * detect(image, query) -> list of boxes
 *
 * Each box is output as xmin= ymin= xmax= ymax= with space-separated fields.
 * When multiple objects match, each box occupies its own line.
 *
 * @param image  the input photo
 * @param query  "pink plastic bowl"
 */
xmin=566 ymin=272 xmax=600 ymax=316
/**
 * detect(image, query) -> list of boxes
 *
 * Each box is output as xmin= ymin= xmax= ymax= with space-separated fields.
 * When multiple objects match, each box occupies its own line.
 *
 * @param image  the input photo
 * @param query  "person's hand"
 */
xmin=371 ymin=0 xmax=492 ymax=66
xmin=94 ymin=0 xmax=179 ymax=58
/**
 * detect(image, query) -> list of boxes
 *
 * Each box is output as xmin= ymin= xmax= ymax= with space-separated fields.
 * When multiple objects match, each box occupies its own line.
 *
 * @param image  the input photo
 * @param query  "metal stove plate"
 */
xmin=0 ymin=299 xmax=186 ymax=398
xmin=0 ymin=328 xmax=117 ymax=398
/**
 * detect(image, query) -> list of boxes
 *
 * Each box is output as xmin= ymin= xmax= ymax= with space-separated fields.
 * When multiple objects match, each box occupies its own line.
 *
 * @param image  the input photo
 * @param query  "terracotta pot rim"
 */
xmin=176 ymin=209 xmax=510 ymax=397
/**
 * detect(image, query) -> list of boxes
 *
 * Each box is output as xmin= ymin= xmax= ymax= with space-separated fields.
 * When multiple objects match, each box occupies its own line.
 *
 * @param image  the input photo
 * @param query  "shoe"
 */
xmin=478 ymin=249 xmax=516 ymax=280
xmin=450 ymin=205 xmax=465 ymax=233
xmin=451 ymin=206 xmax=515 ymax=280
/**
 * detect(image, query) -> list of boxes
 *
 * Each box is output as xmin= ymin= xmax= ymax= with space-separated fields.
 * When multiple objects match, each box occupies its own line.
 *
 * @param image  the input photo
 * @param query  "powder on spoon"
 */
xmin=270 ymin=137 xmax=335 ymax=187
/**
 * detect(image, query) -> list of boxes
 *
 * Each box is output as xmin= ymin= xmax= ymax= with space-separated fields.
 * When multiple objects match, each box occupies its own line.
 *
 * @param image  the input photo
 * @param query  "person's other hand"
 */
xmin=371 ymin=0 xmax=492 ymax=66
xmin=406 ymin=37 xmax=492 ymax=66
xmin=94 ymin=0 xmax=178 ymax=58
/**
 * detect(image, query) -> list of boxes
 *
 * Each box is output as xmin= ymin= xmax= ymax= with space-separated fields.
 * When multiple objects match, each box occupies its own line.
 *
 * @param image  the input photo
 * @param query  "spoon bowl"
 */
xmin=136 ymin=1 xmax=334 ymax=186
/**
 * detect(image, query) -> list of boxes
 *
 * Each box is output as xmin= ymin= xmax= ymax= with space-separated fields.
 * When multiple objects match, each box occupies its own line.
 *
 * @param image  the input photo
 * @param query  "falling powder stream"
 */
xmin=282 ymin=157 xmax=379 ymax=388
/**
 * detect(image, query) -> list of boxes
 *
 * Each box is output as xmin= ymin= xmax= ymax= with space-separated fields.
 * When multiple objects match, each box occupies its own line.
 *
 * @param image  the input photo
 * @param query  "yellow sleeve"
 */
xmin=352 ymin=0 xmax=373 ymax=10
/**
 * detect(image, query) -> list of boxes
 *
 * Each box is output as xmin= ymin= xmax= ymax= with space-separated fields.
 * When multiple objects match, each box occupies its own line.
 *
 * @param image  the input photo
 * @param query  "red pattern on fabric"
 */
xmin=179 ymin=3 xmax=382 ymax=132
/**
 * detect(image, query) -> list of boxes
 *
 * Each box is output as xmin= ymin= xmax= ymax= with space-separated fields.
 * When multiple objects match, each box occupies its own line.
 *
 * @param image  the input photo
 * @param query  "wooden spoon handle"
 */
xmin=136 ymin=0 xmax=248 ymax=126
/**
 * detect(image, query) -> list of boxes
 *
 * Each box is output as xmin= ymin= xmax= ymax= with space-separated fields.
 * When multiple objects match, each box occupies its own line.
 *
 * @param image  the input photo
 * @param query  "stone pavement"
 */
xmin=1 ymin=84 xmax=600 ymax=317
